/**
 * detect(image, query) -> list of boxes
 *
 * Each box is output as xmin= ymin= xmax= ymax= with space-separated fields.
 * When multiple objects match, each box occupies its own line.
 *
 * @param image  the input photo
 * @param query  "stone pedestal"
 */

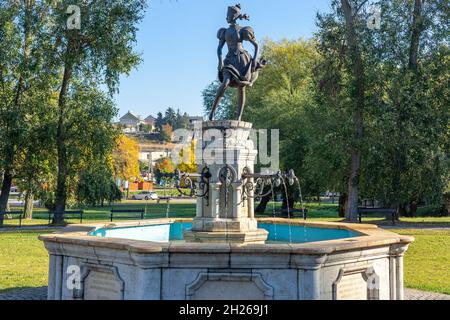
xmin=183 ymin=121 xmax=268 ymax=244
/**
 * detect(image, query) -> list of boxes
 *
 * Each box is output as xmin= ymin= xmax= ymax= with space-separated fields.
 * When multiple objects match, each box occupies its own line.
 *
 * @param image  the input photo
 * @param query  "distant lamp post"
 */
xmin=124 ymin=180 xmax=129 ymax=200
xmin=147 ymin=153 xmax=154 ymax=188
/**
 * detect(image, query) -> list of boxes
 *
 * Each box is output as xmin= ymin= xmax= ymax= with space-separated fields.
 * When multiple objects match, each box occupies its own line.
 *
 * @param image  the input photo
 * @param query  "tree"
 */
xmin=0 ymin=2 xmax=56 ymax=224
xmin=243 ymin=1 xmax=448 ymax=221
xmin=155 ymin=157 xmax=175 ymax=186
xmin=362 ymin=0 xmax=449 ymax=217
xmin=139 ymin=123 xmax=152 ymax=133
xmin=77 ymin=158 xmax=122 ymax=207
xmin=112 ymin=135 xmax=140 ymax=182
xmin=161 ymin=124 xmax=173 ymax=142
xmin=314 ymin=0 xmax=449 ymax=220
xmin=155 ymin=112 xmax=165 ymax=132
xmin=177 ymin=140 xmax=198 ymax=174
xmin=14 ymin=95 xmax=58 ymax=219
xmin=202 ymin=80 xmax=236 ymax=120
xmin=164 ymin=107 xmax=177 ymax=128
xmin=444 ymin=180 xmax=450 ymax=216
xmin=174 ymin=110 xmax=190 ymax=130
xmin=243 ymin=39 xmax=320 ymax=214
xmin=246 ymin=39 xmax=320 ymax=186
xmin=339 ymin=0 xmax=366 ymax=222
xmin=46 ymin=1 xmax=146 ymax=223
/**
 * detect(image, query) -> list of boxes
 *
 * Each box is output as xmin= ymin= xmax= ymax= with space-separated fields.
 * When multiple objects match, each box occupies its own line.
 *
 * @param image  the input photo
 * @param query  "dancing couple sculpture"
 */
xmin=209 ymin=4 xmax=266 ymax=122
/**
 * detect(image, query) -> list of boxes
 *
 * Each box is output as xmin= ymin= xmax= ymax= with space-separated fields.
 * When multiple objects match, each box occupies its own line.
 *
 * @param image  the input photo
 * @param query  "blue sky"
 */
xmin=114 ymin=0 xmax=332 ymax=120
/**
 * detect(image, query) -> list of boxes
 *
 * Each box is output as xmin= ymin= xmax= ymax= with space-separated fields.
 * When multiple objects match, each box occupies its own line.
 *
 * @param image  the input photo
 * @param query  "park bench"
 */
xmin=110 ymin=209 xmax=145 ymax=222
xmin=273 ymin=208 xmax=308 ymax=220
xmin=156 ymin=197 xmax=171 ymax=204
xmin=358 ymin=207 xmax=397 ymax=225
xmin=0 ymin=211 xmax=24 ymax=227
xmin=47 ymin=211 xmax=84 ymax=224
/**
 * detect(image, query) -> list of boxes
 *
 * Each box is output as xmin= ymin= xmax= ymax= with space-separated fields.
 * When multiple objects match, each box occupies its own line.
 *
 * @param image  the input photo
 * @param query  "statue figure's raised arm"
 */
xmin=249 ymin=37 xmax=259 ymax=72
xmin=241 ymin=27 xmax=259 ymax=71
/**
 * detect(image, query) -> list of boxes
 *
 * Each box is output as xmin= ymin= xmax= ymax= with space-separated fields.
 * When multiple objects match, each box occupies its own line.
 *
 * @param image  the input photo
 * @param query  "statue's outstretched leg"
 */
xmin=237 ymin=86 xmax=246 ymax=121
xmin=209 ymin=74 xmax=231 ymax=121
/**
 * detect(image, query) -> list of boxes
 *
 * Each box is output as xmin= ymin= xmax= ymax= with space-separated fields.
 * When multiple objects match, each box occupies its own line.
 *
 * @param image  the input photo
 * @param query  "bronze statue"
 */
xmin=209 ymin=4 xmax=266 ymax=121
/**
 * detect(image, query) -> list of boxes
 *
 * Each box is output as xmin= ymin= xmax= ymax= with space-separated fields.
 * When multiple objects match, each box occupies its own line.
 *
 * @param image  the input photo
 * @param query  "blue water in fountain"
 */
xmin=90 ymin=222 xmax=360 ymax=244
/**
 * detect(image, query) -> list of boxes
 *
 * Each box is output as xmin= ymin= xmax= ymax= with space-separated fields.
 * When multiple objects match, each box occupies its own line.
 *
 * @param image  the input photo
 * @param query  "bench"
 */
xmin=156 ymin=197 xmax=171 ymax=204
xmin=358 ymin=207 xmax=397 ymax=225
xmin=0 ymin=211 xmax=24 ymax=227
xmin=47 ymin=211 xmax=84 ymax=224
xmin=110 ymin=209 xmax=145 ymax=222
xmin=274 ymin=208 xmax=308 ymax=220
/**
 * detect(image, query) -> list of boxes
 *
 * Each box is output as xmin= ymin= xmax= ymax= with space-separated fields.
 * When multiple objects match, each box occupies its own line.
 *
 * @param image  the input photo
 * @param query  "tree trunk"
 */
xmin=409 ymin=200 xmax=418 ymax=217
xmin=346 ymin=150 xmax=362 ymax=222
xmin=341 ymin=0 xmax=365 ymax=223
xmin=53 ymin=63 xmax=73 ymax=225
xmin=409 ymin=0 xmax=423 ymax=72
xmin=398 ymin=203 xmax=408 ymax=217
xmin=255 ymin=193 xmax=271 ymax=215
xmin=24 ymin=190 xmax=34 ymax=219
xmin=0 ymin=2 xmax=34 ymax=226
xmin=338 ymin=193 xmax=348 ymax=218
xmin=443 ymin=193 xmax=450 ymax=217
xmin=0 ymin=169 xmax=13 ymax=226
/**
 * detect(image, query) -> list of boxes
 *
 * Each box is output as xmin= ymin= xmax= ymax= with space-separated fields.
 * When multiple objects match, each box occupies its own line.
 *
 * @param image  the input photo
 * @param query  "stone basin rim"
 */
xmin=38 ymin=218 xmax=414 ymax=255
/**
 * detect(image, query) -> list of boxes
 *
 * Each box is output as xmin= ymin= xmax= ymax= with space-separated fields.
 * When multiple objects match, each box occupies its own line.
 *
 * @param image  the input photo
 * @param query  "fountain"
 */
xmin=39 ymin=119 xmax=413 ymax=300
xmin=39 ymin=5 xmax=413 ymax=300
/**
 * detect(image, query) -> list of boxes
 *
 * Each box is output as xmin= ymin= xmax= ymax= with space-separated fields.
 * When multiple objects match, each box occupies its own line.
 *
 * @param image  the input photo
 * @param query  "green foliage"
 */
xmin=0 ymin=2 xmax=58 ymax=215
xmin=239 ymin=1 xmax=449 ymax=216
xmin=161 ymin=124 xmax=173 ymax=142
xmin=301 ymin=0 xmax=448 ymax=213
xmin=358 ymin=0 xmax=449 ymax=209
xmin=246 ymin=39 xmax=323 ymax=195
xmin=45 ymin=0 xmax=147 ymax=94
xmin=45 ymin=0 xmax=147 ymax=218
xmin=154 ymin=157 xmax=176 ymax=185
xmin=0 ymin=1 xmax=145 ymax=219
xmin=154 ymin=108 xmax=192 ymax=133
xmin=77 ymin=163 xmax=122 ymax=207
xmin=202 ymin=80 xmax=236 ymax=120
xmin=155 ymin=112 xmax=165 ymax=132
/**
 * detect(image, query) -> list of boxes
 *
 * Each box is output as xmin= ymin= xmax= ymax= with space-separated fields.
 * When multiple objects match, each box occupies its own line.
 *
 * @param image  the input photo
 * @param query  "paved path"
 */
xmin=404 ymin=289 xmax=450 ymax=300
xmin=0 ymin=287 xmax=449 ymax=300
xmin=0 ymin=287 xmax=47 ymax=300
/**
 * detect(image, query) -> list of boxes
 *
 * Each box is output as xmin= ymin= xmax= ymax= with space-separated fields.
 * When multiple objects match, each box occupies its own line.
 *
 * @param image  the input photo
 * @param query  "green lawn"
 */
xmin=392 ymin=229 xmax=450 ymax=295
xmin=3 ymin=201 xmax=449 ymax=227
xmin=2 ymin=201 xmax=340 ymax=227
xmin=0 ymin=230 xmax=56 ymax=292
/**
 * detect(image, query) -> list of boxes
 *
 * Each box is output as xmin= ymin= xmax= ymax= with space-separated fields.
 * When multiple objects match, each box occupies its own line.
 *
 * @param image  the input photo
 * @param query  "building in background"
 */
xmin=119 ymin=111 xmax=144 ymax=133
xmin=144 ymin=115 xmax=156 ymax=132
xmin=188 ymin=116 xmax=204 ymax=127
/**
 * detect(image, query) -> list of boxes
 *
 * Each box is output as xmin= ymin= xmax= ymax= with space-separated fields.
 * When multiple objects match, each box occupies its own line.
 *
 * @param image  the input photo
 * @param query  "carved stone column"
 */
xmin=184 ymin=121 xmax=268 ymax=244
xmin=292 ymin=255 xmax=328 ymax=300
xmin=389 ymin=243 xmax=410 ymax=300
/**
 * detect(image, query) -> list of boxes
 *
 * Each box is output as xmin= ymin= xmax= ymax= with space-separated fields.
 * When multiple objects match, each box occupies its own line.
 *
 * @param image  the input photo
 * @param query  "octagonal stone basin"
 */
xmin=89 ymin=222 xmax=361 ymax=244
xmin=39 ymin=219 xmax=413 ymax=301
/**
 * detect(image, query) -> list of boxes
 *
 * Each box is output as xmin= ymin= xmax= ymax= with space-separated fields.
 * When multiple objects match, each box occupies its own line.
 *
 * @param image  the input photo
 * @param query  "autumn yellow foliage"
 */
xmin=177 ymin=139 xmax=198 ymax=173
xmin=112 ymin=135 xmax=140 ymax=180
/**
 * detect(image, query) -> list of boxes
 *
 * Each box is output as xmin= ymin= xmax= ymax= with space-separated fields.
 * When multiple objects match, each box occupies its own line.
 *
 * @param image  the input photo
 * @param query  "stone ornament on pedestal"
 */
xmin=183 ymin=121 xmax=268 ymax=244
